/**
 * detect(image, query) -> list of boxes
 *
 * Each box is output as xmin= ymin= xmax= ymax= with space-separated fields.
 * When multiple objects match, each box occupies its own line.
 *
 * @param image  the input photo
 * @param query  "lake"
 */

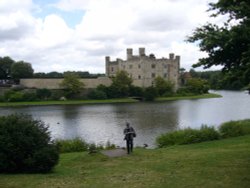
xmin=0 ymin=90 xmax=250 ymax=148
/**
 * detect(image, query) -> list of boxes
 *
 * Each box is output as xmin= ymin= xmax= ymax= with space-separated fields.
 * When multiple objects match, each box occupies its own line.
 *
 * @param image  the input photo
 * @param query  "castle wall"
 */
xmin=20 ymin=77 xmax=112 ymax=89
xmin=106 ymin=48 xmax=180 ymax=89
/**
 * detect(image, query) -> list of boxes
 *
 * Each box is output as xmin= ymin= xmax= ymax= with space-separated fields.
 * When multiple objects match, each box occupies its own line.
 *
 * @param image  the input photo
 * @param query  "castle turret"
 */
xmin=127 ymin=48 xmax=133 ymax=60
xmin=105 ymin=56 xmax=110 ymax=76
xmin=169 ymin=53 xmax=174 ymax=60
xmin=139 ymin=47 xmax=145 ymax=56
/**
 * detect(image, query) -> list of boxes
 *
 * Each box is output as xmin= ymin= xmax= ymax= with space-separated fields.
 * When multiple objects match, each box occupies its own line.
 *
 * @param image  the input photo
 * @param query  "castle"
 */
xmin=105 ymin=47 xmax=180 ymax=89
xmin=18 ymin=47 xmax=180 ymax=90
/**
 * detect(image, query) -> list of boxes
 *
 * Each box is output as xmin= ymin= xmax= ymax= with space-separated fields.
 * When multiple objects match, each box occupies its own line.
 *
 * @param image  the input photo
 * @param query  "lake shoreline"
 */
xmin=0 ymin=93 xmax=221 ymax=107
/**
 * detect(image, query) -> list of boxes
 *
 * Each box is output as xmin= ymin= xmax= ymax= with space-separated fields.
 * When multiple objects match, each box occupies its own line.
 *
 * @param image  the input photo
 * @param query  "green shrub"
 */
xmin=143 ymin=86 xmax=158 ymax=101
xmin=50 ymin=90 xmax=64 ymax=100
xmin=219 ymin=120 xmax=250 ymax=138
xmin=156 ymin=126 xmax=220 ymax=148
xmin=88 ymin=89 xmax=107 ymax=99
xmin=55 ymin=138 xmax=88 ymax=153
xmin=0 ymin=114 xmax=59 ymax=173
xmin=23 ymin=91 xmax=38 ymax=101
xmin=8 ymin=91 xmax=24 ymax=102
xmin=36 ymin=88 xmax=52 ymax=100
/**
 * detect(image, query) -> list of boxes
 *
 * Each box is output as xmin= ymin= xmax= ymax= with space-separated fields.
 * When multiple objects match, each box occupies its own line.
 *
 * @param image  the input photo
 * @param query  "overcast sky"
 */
xmin=0 ymin=0 xmax=221 ymax=73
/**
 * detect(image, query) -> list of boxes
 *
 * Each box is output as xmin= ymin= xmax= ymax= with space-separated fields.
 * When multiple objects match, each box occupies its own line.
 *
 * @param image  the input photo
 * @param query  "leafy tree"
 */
xmin=11 ymin=61 xmax=34 ymax=79
xmin=185 ymin=78 xmax=210 ymax=94
xmin=110 ymin=70 xmax=133 ymax=98
xmin=154 ymin=76 xmax=174 ymax=96
xmin=187 ymin=0 xmax=250 ymax=85
xmin=60 ymin=73 xmax=84 ymax=98
xmin=0 ymin=56 xmax=15 ymax=79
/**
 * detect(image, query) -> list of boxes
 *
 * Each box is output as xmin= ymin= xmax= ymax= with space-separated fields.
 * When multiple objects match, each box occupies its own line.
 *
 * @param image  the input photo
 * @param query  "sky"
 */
xmin=0 ymin=0 xmax=221 ymax=73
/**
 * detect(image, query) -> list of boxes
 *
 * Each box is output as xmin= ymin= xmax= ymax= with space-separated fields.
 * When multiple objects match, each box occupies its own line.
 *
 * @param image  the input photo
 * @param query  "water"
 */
xmin=0 ymin=90 xmax=250 ymax=148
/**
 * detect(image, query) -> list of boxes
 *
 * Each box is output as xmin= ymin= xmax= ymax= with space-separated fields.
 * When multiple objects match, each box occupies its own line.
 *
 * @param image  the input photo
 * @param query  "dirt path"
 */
xmin=100 ymin=148 xmax=127 ymax=158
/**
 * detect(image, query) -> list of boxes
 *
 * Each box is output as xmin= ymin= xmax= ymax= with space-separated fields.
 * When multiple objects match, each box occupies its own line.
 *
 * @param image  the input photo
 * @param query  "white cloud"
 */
xmin=0 ymin=0 xmax=221 ymax=73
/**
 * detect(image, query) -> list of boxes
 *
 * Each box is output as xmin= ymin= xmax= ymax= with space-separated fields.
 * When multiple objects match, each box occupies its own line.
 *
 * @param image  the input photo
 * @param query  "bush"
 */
xmin=0 ymin=114 xmax=59 ymax=173
xmin=55 ymin=138 xmax=88 ymax=153
xmin=50 ymin=90 xmax=64 ymax=100
xmin=219 ymin=120 xmax=250 ymax=138
xmin=143 ymin=86 xmax=158 ymax=101
xmin=23 ymin=91 xmax=38 ymax=101
xmin=87 ymin=89 xmax=107 ymax=100
xmin=8 ymin=91 xmax=24 ymax=102
xmin=156 ymin=126 xmax=220 ymax=148
xmin=36 ymin=88 xmax=51 ymax=100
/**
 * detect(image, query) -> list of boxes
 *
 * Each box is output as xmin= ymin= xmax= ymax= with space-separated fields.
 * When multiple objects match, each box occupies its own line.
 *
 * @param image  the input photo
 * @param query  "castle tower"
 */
xmin=139 ymin=47 xmax=145 ymax=56
xmin=127 ymin=48 xmax=133 ymax=60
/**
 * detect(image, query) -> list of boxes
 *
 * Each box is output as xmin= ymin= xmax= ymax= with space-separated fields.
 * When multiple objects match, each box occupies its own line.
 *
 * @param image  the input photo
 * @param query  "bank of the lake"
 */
xmin=0 ymin=93 xmax=221 ymax=107
xmin=1 ymin=135 xmax=249 ymax=188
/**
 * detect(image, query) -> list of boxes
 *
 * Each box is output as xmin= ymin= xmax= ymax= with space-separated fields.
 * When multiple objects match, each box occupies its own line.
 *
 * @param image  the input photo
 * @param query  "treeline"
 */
xmin=189 ymin=69 xmax=247 ymax=90
xmin=33 ymin=71 xmax=105 ymax=79
xmin=0 ymin=56 xmax=104 ymax=80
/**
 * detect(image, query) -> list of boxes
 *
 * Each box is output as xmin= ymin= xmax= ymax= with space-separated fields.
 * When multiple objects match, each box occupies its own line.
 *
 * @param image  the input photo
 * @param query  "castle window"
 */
xmin=123 ymin=65 xmax=126 ymax=69
xmin=151 ymin=73 xmax=155 ymax=78
xmin=111 ymin=67 xmax=114 ymax=72
xmin=138 ymin=64 xmax=141 ymax=68
xmin=151 ymin=64 xmax=156 ymax=68
xmin=164 ymin=64 xmax=167 ymax=69
xmin=138 ymin=75 xmax=141 ymax=79
xmin=164 ymin=73 xmax=167 ymax=78
xmin=129 ymin=64 xmax=133 ymax=69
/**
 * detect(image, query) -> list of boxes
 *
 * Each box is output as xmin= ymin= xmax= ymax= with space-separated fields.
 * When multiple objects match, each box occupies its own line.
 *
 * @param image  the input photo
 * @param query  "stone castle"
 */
xmin=19 ymin=47 xmax=180 ymax=90
xmin=105 ymin=47 xmax=180 ymax=89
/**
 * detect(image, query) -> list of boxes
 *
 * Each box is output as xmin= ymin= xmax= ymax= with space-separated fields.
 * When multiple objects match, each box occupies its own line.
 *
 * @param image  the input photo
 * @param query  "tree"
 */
xmin=186 ymin=78 xmax=210 ymax=94
xmin=110 ymin=70 xmax=133 ymax=98
xmin=60 ymin=73 xmax=84 ymax=98
xmin=11 ymin=61 xmax=34 ymax=79
xmin=187 ymin=0 xmax=250 ymax=85
xmin=0 ymin=56 xmax=15 ymax=79
xmin=154 ymin=76 xmax=174 ymax=96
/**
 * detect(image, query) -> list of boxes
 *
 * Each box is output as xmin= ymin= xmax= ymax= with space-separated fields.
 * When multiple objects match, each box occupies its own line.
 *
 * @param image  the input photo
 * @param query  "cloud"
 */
xmin=0 ymin=0 xmax=220 ymax=73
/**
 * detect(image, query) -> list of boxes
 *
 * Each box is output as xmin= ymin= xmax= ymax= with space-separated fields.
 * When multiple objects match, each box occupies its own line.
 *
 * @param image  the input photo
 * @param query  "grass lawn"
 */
xmin=0 ymin=98 xmax=138 ymax=107
xmin=156 ymin=93 xmax=222 ymax=101
xmin=0 ymin=93 xmax=221 ymax=107
xmin=1 ymin=135 xmax=250 ymax=188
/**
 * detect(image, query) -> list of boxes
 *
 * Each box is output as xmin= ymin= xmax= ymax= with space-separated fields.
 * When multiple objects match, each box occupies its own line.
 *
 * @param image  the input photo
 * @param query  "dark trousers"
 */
xmin=126 ymin=139 xmax=133 ymax=154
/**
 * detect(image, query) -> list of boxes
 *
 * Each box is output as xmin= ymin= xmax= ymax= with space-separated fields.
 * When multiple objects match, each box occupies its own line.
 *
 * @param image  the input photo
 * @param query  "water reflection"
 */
xmin=0 ymin=90 xmax=250 ymax=147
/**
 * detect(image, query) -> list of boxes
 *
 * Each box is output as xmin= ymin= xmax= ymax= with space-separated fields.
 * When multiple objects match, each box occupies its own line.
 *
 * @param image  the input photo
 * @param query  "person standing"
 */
xmin=123 ymin=122 xmax=136 ymax=154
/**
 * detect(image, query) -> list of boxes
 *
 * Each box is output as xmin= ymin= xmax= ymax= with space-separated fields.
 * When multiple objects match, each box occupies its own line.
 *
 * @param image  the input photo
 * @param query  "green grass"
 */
xmin=0 ymin=93 xmax=221 ymax=107
xmin=1 ymin=135 xmax=250 ymax=188
xmin=156 ymin=93 xmax=222 ymax=101
xmin=0 ymin=98 xmax=138 ymax=107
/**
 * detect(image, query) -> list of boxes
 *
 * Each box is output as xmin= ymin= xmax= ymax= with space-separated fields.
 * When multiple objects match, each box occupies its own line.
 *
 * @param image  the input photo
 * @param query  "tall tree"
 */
xmin=187 ymin=0 xmax=250 ymax=85
xmin=110 ymin=70 xmax=133 ymax=98
xmin=60 ymin=73 xmax=84 ymax=98
xmin=154 ymin=76 xmax=174 ymax=96
xmin=11 ymin=61 xmax=34 ymax=79
xmin=0 ymin=56 xmax=15 ymax=79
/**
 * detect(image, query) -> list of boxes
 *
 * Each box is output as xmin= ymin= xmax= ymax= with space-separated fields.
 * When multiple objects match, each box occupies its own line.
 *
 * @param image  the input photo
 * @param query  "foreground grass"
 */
xmin=0 ymin=93 xmax=221 ymax=107
xmin=1 ymin=135 xmax=250 ymax=188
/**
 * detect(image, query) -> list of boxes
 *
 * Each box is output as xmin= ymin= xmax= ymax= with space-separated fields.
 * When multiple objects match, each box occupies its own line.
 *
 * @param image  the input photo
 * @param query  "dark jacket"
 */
xmin=124 ymin=127 xmax=136 ymax=140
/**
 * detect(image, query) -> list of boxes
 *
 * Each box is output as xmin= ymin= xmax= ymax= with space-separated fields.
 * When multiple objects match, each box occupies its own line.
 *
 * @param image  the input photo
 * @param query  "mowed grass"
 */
xmin=0 ymin=93 xmax=221 ymax=107
xmin=1 ymin=135 xmax=250 ymax=188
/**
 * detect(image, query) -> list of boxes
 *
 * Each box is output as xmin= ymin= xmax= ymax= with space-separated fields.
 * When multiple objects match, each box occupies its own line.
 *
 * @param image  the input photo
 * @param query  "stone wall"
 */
xmin=20 ymin=77 xmax=112 ymax=89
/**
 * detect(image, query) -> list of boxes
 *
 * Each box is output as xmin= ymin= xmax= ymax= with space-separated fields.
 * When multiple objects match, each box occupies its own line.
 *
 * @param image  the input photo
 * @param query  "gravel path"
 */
xmin=100 ymin=148 xmax=127 ymax=157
